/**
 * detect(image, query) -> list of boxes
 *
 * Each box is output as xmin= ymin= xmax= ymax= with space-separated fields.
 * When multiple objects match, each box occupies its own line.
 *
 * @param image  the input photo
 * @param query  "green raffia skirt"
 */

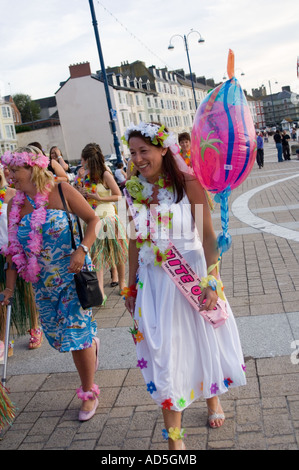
xmin=0 ymin=254 xmax=38 ymax=338
xmin=90 ymin=214 xmax=128 ymax=270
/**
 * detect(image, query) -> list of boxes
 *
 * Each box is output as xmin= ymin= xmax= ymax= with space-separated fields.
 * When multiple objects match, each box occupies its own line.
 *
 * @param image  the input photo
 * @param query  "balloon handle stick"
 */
xmin=214 ymin=188 xmax=232 ymax=254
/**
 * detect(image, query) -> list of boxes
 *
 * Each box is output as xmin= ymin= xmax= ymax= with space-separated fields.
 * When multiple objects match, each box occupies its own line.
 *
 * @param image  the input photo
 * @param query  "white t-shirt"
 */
xmin=115 ymin=169 xmax=126 ymax=183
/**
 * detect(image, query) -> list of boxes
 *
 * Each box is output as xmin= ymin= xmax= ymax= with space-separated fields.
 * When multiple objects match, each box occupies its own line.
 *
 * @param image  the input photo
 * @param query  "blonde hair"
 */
xmin=14 ymin=145 xmax=54 ymax=193
xmin=0 ymin=167 xmax=7 ymax=189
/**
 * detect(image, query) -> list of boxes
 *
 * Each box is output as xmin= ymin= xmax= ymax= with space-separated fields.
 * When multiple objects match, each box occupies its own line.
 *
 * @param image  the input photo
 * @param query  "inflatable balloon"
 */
xmin=191 ymin=50 xmax=257 ymax=253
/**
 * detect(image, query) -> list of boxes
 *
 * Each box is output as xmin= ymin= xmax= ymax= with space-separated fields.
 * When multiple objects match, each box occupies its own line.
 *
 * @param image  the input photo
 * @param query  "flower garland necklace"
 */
xmin=126 ymin=174 xmax=174 ymax=266
xmin=179 ymin=149 xmax=191 ymax=167
xmin=0 ymin=187 xmax=7 ymax=217
xmin=77 ymin=173 xmax=98 ymax=210
xmin=4 ymin=190 xmax=49 ymax=283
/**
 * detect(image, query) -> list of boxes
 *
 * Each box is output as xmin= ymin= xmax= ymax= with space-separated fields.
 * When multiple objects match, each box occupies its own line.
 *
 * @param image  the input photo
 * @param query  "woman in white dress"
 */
xmin=123 ymin=122 xmax=246 ymax=450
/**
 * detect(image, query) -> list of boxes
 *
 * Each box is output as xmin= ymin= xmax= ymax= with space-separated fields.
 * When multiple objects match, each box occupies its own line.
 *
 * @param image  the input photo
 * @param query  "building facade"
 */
xmin=53 ymin=60 xmax=210 ymax=162
xmin=106 ymin=60 xmax=209 ymax=135
xmin=253 ymin=85 xmax=299 ymax=128
xmin=262 ymin=88 xmax=299 ymax=128
xmin=0 ymin=97 xmax=18 ymax=154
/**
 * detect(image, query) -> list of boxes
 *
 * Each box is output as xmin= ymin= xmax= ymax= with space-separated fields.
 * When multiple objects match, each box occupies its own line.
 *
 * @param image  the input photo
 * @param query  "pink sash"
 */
xmin=124 ymin=189 xmax=228 ymax=328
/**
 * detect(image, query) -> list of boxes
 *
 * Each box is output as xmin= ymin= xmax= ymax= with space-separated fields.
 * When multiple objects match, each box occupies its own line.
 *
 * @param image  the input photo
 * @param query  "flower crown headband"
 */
xmin=122 ymin=122 xmax=180 ymax=155
xmin=1 ymin=151 xmax=49 ymax=169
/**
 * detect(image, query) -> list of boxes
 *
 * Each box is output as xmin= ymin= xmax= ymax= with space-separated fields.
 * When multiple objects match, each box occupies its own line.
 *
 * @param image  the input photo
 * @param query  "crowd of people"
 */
xmin=273 ymin=129 xmax=298 ymax=162
xmin=0 ymin=126 xmax=248 ymax=449
xmin=255 ymin=128 xmax=299 ymax=168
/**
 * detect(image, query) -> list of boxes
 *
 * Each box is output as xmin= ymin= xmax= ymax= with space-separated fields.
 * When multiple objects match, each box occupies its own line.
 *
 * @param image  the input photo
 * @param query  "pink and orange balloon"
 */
xmin=191 ymin=50 xmax=256 ymax=193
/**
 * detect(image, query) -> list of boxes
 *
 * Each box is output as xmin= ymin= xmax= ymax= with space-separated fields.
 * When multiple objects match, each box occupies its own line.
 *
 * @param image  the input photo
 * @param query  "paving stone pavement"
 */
xmin=1 ymin=141 xmax=299 ymax=451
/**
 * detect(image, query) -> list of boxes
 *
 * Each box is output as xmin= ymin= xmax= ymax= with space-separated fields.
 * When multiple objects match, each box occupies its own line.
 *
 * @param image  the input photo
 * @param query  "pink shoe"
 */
xmin=76 ymin=384 xmax=100 ymax=422
xmin=78 ymin=397 xmax=99 ymax=422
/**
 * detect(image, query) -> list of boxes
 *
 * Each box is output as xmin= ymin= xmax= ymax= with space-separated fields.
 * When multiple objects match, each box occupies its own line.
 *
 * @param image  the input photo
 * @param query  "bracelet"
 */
xmin=199 ymin=275 xmax=226 ymax=301
xmin=162 ymin=427 xmax=186 ymax=441
xmin=120 ymin=285 xmax=137 ymax=299
xmin=4 ymin=287 xmax=13 ymax=293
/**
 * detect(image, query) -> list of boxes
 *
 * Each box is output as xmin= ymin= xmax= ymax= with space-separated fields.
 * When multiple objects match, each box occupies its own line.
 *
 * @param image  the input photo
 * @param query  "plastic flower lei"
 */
xmin=1 ymin=150 xmax=50 ymax=283
xmin=0 ymin=187 xmax=7 ymax=217
xmin=83 ymin=174 xmax=98 ymax=210
xmin=126 ymin=174 xmax=174 ymax=267
xmin=122 ymin=122 xmax=180 ymax=156
xmin=1 ymin=151 xmax=49 ymax=169
xmin=180 ymin=149 xmax=191 ymax=167
xmin=4 ymin=190 xmax=49 ymax=283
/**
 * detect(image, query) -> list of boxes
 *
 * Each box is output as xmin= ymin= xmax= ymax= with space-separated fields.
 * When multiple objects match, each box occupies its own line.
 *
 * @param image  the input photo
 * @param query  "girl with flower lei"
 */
xmin=77 ymin=143 xmax=128 ymax=302
xmin=0 ymin=146 xmax=101 ymax=422
xmin=178 ymin=131 xmax=192 ymax=167
xmin=123 ymin=122 xmax=246 ymax=450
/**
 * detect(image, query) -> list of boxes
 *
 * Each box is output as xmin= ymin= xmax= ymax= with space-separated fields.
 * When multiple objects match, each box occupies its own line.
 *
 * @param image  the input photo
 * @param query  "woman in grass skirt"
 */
xmin=76 ymin=143 xmax=128 ymax=303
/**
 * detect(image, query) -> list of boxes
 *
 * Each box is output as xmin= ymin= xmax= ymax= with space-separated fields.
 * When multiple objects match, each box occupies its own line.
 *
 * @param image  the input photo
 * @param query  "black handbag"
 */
xmin=58 ymin=183 xmax=103 ymax=309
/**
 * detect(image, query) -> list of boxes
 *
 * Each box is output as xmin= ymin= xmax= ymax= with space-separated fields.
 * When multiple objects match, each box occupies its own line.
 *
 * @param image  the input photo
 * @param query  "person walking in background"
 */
xmin=256 ymin=131 xmax=264 ymax=169
xmin=114 ymin=162 xmax=127 ymax=191
xmin=281 ymin=131 xmax=291 ymax=160
xmin=273 ymin=130 xmax=283 ymax=162
xmin=49 ymin=146 xmax=71 ymax=172
xmin=178 ymin=132 xmax=192 ymax=168
xmin=291 ymin=128 xmax=297 ymax=142
xmin=78 ymin=143 xmax=128 ymax=303
xmin=0 ymin=146 xmax=101 ymax=422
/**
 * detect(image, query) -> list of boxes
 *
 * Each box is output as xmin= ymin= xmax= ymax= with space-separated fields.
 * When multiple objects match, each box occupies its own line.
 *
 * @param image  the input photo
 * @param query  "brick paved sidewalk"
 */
xmin=1 ymin=354 xmax=299 ymax=450
xmin=1 ymin=141 xmax=299 ymax=450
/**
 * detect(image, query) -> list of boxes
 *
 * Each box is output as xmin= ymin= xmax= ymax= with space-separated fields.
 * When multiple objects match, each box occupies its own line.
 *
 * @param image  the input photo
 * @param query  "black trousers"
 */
xmin=256 ymin=148 xmax=264 ymax=167
xmin=282 ymin=144 xmax=290 ymax=160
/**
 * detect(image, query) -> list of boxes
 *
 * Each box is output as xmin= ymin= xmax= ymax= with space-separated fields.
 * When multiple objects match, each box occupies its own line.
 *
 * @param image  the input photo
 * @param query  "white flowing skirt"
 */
xmin=134 ymin=246 xmax=246 ymax=412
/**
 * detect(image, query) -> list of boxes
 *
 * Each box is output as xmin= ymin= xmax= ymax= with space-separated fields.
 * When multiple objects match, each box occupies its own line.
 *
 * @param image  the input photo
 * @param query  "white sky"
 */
xmin=1 ymin=0 xmax=298 ymax=100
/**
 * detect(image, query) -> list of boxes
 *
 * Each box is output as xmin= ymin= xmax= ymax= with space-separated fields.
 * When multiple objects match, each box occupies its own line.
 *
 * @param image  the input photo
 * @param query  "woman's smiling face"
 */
xmin=128 ymin=136 xmax=165 ymax=183
xmin=8 ymin=166 xmax=32 ymax=191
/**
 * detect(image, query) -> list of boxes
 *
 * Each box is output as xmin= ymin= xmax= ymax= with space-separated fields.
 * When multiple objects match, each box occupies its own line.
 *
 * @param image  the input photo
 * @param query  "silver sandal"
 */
xmin=207 ymin=398 xmax=225 ymax=428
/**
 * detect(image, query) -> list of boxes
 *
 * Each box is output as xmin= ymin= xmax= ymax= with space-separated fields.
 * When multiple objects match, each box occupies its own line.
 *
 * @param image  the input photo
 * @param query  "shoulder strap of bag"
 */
xmin=58 ymin=183 xmax=77 ymax=250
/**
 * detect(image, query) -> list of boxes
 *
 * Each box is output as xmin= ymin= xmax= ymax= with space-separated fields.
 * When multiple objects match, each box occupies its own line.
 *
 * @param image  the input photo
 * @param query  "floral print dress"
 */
xmin=17 ymin=197 xmax=97 ymax=352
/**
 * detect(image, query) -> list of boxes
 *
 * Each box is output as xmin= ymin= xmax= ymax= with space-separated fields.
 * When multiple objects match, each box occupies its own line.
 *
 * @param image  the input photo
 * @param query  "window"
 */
xmin=121 ymin=112 xmax=130 ymax=127
xmin=181 ymin=101 xmax=187 ymax=111
xmin=2 ymin=106 xmax=11 ymax=119
xmin=5 ymin=125 xmax=15 ymax=140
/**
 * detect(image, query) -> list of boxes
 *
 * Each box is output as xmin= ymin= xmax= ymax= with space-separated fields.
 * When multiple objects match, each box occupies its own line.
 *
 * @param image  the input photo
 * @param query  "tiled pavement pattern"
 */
xmin=1 ymin=141 xmax=299 ymax=450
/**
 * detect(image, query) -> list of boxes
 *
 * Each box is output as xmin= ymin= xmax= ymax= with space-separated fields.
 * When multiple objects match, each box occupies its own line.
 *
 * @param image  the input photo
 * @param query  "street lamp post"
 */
xmin=268 ymin=80 xmax=277 ymax=128
xmin=88 ymin=0 xmax=122 ymax=163
xmin=168 ymin=29 xmax=205 ymax=109
xmin=262 ymin=79 xmax=278 ymax=128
